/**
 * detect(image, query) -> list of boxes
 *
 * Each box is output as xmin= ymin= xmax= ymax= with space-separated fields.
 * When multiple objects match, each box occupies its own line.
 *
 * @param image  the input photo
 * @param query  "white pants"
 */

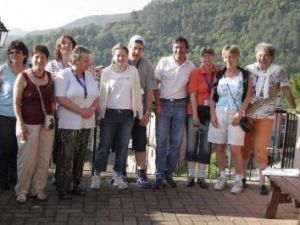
xmin=15 ymin=124 xmax=54 ymax=196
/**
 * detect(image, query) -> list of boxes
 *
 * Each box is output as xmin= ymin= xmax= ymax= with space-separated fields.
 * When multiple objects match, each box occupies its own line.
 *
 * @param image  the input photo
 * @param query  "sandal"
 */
xmin=16 ymin=194 xmax=27 ymax=204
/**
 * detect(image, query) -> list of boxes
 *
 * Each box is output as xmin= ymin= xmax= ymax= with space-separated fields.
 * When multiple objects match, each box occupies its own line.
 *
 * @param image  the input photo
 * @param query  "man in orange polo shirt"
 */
xmin=185 ymin=47 xmax=220 ymax=188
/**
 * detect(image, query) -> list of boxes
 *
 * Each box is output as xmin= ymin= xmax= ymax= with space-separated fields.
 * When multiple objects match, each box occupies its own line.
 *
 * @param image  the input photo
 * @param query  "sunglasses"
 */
xmin=9 ymin=50 xmax=22 ymax=55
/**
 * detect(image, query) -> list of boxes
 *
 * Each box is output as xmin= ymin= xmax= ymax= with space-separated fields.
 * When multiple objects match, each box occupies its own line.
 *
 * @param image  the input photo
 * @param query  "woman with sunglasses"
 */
xmin=0 ymin=41 xmax=29 ymax=190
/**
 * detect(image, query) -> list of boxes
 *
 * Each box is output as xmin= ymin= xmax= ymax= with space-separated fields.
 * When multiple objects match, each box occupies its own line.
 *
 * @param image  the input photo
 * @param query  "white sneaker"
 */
xmin=230 ymin=180 xmax=243 ymax=194
xmin=114 ymin=175 xmax=128 ymax=190
xmin=111 ymin=173 xmax=118 ymax=186
xmin=214 ymin=177 xmax=227 ymax=190
xmin=90 ymin=175 xmax=101 ymax=189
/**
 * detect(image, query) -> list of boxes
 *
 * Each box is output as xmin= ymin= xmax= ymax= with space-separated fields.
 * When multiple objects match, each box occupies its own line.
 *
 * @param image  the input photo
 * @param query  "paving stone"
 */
xmin=0 ymin=174 xmax=298 ymax=225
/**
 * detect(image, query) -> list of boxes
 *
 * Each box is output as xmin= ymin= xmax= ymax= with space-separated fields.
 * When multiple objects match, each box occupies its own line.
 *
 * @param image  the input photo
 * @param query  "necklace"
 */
xmin=32 ymin=69 xmax=46 ymax=79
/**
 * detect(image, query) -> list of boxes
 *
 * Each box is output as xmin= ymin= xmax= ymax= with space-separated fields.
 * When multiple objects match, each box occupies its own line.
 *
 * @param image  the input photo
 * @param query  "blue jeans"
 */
xmin=155 ymin=99 xmax=186 ymax=179
xmin=185 ymin=116 xmax=211 ymax=164
xmin=94 ymin=109 xmax=134 ymax=175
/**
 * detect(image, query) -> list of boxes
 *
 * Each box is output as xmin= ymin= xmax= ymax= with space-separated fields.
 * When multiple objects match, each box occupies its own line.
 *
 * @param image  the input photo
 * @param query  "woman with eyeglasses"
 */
xmin=55 ymin=45 xmax=99 ymax=200
xmin=0 ymin=40 xmax=29 ymax=190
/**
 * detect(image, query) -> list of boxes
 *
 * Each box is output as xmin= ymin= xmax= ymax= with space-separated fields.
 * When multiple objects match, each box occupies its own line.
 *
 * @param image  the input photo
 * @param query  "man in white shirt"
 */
xmin=154 ymin=36 xmax=195 ymax=189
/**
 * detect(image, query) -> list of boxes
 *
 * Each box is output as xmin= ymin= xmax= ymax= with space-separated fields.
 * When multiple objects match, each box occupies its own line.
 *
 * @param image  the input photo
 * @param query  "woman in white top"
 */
xmin=208 ymin=45 xmax=251 ymax=194
xmin=91 ymin=43 xmax=143 ymax=190
xmin=55 ymin=45 xmax=100 ymax=199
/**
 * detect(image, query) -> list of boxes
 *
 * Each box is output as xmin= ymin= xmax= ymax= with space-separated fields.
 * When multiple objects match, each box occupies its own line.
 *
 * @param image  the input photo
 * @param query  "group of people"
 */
xmin=0 ymin=33 xmax=296 ymax=203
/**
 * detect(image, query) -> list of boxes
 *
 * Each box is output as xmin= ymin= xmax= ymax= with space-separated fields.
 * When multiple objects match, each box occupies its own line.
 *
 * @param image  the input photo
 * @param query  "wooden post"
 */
xmin=265 ymin=181 xmax=281 ymax=219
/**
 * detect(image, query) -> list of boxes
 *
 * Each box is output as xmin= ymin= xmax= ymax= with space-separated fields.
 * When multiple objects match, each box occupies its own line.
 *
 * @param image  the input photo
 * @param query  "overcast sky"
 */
xmin=1 ymin=0 xmax=152 ymax=31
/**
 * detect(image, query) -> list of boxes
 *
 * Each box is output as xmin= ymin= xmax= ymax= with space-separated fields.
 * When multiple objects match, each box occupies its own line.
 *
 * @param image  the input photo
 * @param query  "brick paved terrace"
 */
xmin=0 ymin=173 xmax=298 ymax=225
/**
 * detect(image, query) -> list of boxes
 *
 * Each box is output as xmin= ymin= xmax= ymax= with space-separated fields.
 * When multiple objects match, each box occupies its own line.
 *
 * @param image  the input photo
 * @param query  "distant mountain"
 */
xmin=6 ymin=28 xmax=29 ymax=43
xmin=28 ymin=13 xmax=129 ymax=36
xmin=2 ymin=0 xmax=300 ymax=76
xmin=5 ymin=13 xmax=130 ymax=40
xmin=62 ymin=13 xmax=129 ymax=29
xmin=9 ymin=28 xmax=28 ymax=36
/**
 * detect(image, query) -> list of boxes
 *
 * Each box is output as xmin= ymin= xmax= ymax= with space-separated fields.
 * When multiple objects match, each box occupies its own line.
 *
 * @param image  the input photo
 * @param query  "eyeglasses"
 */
xmin=9 ymin=50 xmax=22 ymax=55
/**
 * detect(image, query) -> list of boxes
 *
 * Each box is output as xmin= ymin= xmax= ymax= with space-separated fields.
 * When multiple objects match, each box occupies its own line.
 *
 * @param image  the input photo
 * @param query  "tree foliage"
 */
xmin=1 ymin=0 xmax=300 ymax=76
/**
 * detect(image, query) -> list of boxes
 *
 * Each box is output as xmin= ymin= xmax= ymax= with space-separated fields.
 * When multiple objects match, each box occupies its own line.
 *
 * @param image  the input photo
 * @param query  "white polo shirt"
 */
xmin=155 ymin=56 xmax=195 ymax=99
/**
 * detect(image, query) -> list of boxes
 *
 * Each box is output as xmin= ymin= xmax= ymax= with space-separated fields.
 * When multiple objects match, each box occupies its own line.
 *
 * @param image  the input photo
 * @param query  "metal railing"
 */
xmin=88 ymin=110 xmax=298 ymax=180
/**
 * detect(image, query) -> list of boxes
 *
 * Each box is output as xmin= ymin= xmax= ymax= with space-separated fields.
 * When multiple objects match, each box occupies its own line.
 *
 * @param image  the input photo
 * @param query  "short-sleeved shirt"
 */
xmin=216 ymin=72 xmax=244 ymax=111
xmin=55 ymin=67 xmax=100 ymax=130
xmin=187 ymin=65 xmax=220 ymax=115
xmin=129 ymin=57 xmax=157 ymax=107
xmin=155 ymin=56 xmax=195 ymax=99
xmin=46 ymin=60 xmax=70 ymax=78
xmin=246 ymin=63 xmax=289 ymax=119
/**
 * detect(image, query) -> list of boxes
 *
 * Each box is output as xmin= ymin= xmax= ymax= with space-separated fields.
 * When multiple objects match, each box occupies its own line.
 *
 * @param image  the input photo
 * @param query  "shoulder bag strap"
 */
xmin=27 ymin=73 xmax=48 ymax=117
xmin=224 ymin=77 xmax=239 ymax=112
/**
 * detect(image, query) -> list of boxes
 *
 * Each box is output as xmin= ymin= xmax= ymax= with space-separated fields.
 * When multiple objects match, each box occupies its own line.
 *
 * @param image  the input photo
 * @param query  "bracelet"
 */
xmin=145 ymin=110 xmax=151 ymax=116
xmin=90 ymin=106 xmax=96 ymax=112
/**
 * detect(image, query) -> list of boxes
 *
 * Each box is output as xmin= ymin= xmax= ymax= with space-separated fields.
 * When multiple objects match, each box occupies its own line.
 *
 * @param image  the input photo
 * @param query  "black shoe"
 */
xmin=242 ymin=178 xmax=247 ymax=188
xmin=166 ymin=176 xmax=177 ymax=187
xmin=137 ymin=174 xmax=152 ymax=189
xmin=58 ymin=192 xmax=72 ymax=200
xmin=186 ymin=177 xmax=195 ymax=187
xmin=153 ymin=179 xmax=168 ymax=189
xmin=197 ymin=178 xmax=208 ymax=189
xmin=0 ymin=182 xmax=10 ymax=190
xmin=259 ymin=185 xmax=268 ymax=195
xmin=70 ymin=186 xmax=85 ymax=196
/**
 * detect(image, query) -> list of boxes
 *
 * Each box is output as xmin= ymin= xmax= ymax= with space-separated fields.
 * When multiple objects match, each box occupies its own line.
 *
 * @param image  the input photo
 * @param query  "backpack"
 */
xmin=212 ymin=66 xmax=249 ymax=103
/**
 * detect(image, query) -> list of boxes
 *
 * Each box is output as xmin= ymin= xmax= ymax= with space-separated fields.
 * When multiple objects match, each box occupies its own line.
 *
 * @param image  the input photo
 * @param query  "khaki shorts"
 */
xmin=208 ymin=108 xmax=245 ymax=146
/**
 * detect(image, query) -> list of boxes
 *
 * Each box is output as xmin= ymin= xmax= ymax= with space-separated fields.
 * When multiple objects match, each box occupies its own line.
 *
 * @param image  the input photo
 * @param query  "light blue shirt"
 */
xmin=216 ymin=72 xmax=243 ymax=111
xmin=0 ymin=64 xmax=18 ymax=117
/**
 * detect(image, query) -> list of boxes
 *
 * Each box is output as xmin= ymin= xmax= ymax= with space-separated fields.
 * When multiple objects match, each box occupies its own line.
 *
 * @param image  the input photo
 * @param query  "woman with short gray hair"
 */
xmin=55 ymin=45 xmax=100 ymax=199
xmin=242 ymin=42 xmax=296 ymax=195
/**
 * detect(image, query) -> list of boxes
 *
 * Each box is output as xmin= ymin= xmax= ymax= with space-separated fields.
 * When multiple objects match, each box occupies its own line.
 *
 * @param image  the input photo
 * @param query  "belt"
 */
xmin=160 ymin=98 xmax=186 ymax=102
xmin=106 ymin=108 xmax=133 ymax=114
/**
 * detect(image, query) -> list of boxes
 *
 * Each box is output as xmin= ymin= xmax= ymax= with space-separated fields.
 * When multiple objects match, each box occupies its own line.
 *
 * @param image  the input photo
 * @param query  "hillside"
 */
xmin=6 ymin=13 xmax=130 ymax=40
xmin=1 ymin=0 xmax=300 ymax=76
xmin=62 ymin=13 xmax=129 ymax=29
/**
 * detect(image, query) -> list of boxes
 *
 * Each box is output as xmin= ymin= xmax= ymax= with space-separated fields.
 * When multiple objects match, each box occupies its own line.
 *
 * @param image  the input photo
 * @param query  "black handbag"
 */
xmin=239 ymin=116 xmax=252 ymax=133
xmin=197 ymin=105 xmax=210 ymax=122
xmin=224 ymin=77 xmax=253 ymax=133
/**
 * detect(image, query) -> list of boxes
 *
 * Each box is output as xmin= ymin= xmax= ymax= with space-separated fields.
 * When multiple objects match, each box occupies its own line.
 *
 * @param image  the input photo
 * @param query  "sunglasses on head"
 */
xmin=9 ymin=50 xmax=22 ymax=55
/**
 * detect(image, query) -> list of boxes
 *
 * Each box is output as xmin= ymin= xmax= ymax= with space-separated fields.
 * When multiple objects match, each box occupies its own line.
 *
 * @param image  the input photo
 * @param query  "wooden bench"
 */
xmin=265 ymin=175 xmax=300 ymax=221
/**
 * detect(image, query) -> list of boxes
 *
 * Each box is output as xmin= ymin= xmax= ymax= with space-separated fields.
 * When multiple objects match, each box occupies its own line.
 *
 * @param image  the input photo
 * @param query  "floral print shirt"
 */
xmin=246 ymin=63 xmax=289 ymax=119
